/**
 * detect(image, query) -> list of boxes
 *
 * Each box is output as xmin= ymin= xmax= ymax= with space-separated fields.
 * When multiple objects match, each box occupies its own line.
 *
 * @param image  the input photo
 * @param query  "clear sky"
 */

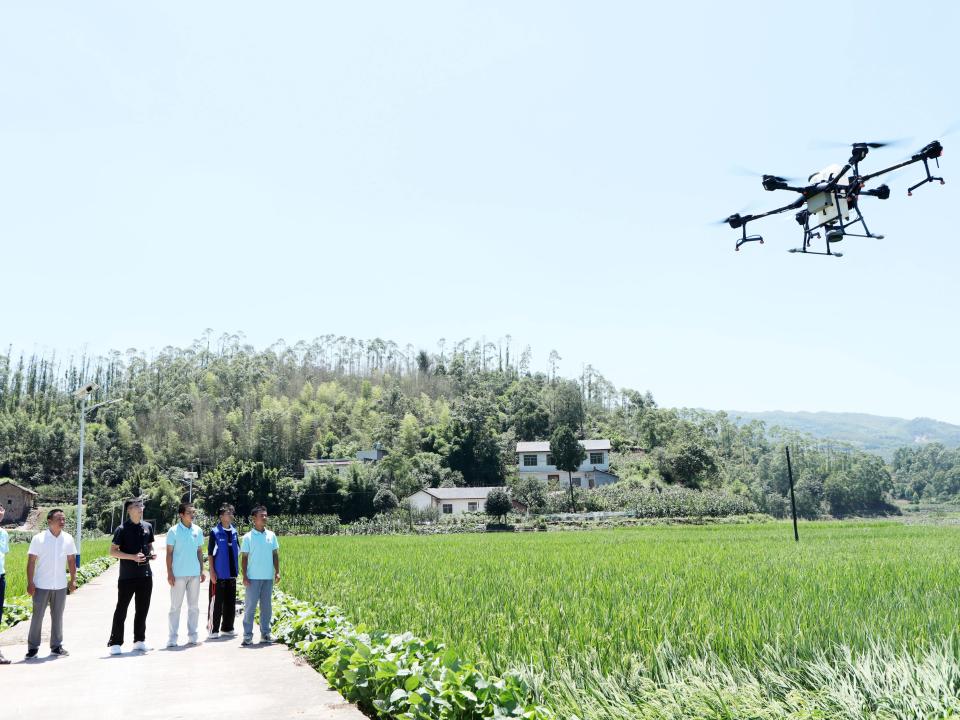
xmin=3 ymin=2 xmax=959 ymax=422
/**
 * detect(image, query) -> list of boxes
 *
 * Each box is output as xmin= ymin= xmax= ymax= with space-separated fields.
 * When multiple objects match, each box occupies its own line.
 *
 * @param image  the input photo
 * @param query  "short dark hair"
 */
xmin=178 ymin=502 xmax=194 ymax=516
xmin=250 ymin=505 xmax=268 ymax=517
xmin=218 ymin=503 xmax=235 ymax=516
xmin=47 ymin=508 xmax=65 ymax=520
xmin=124 ymin=497 xmax=144 ymax=512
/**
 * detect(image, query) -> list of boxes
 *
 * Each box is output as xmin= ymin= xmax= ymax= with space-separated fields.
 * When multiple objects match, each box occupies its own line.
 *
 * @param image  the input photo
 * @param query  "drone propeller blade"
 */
xmin=731 ymin=166 xmax=799 ymax=183
xmin=711 ymin=204 xmax=756 ymax=226
xmin=940 ymin=120 xmax=960 ymax=137
xmin=813 ymin=138 xmax=909 ymax=150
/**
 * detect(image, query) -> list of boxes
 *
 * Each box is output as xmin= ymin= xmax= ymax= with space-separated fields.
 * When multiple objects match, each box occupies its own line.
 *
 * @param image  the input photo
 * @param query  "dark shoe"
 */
xmin=50 ymin=646 xmax=70 ymax=657
xmin=25 ymin=648 xmax=39 ymax=659
xmin=0 ymin=653 xmax=10 ymax=665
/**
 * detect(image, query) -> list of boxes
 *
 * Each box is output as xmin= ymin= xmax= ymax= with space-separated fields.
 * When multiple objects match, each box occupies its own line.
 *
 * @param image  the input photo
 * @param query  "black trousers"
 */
xmin=108 ymin=576 xmax=152 ymax=645
xmin=0 ymin=574 xmax=5 ymax=627
xmin=209 ymin=578 xmax=237 ymax=633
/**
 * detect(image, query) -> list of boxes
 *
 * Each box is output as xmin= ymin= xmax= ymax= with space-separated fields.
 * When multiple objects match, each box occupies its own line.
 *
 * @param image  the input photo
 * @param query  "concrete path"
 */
xmin=0 ymin=538 xmax=365 ymax=720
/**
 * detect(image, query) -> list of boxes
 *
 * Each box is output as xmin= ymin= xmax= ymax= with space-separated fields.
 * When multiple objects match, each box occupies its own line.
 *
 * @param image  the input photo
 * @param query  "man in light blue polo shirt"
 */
xmin=165 ymin=502 xmax=205 ymax=647
xmin=240 ymin=504 xmax=280 ymax=646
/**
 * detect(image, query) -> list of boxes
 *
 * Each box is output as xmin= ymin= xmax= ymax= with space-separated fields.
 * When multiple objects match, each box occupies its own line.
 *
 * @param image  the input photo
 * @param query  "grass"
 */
xmin=3 ymin=537 xmax=111 ymax=597
xmin=278 ymin=522 xmax=960 ymax=718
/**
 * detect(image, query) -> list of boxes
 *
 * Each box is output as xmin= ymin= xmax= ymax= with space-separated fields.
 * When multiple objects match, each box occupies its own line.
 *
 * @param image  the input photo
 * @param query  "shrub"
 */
xmin=484 ymin=488 xmax=512 ymax=522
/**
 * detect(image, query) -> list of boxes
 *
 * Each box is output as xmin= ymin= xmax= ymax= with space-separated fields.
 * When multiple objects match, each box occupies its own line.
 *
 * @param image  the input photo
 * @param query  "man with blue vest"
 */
xmin=240 ymin=504 xmax=280 ymax=646
xmin=165 ymin=502 xmax=205 ymax=648
xmin=206 ymin=503 xmax=239 ymax=639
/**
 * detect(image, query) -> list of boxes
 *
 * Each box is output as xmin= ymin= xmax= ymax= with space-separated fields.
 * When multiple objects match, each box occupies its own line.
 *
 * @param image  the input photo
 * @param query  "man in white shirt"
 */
xmin=26 ymin=508 xmax=77 ymax=660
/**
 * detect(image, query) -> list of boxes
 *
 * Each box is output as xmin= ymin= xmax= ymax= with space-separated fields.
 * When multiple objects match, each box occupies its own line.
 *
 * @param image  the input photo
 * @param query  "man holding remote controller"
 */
xmin=107 ymin=497 xmax=156 ymax=655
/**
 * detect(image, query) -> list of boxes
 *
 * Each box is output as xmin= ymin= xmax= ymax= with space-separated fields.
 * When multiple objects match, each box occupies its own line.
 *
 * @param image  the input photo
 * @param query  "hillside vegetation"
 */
xmin=729 ymin=410 xmax=960 ymax=457
xmin=0 ymin=333 xmax=909 ymax=527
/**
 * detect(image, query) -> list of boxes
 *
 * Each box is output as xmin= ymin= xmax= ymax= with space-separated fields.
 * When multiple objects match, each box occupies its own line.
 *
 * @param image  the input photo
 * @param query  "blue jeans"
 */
xmin=243 ymin=578 xmax=273 ymax=640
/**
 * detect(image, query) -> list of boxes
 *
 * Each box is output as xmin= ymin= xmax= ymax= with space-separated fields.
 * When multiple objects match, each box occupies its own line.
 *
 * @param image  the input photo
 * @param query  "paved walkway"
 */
xmin=0 ymin=538 xmax=365 ymax=720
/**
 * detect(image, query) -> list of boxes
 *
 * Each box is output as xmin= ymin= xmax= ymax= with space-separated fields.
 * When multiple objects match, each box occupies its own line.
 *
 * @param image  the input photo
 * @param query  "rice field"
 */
xmin=3 ymin=538 xmax=111 ymax=597
xmin=279 ymin=522 xmax=960 ymax=718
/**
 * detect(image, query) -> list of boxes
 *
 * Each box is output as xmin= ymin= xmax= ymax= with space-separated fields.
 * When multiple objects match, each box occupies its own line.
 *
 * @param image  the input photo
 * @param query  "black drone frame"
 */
xmin=726 ymin=140 xmax=944 ymax=257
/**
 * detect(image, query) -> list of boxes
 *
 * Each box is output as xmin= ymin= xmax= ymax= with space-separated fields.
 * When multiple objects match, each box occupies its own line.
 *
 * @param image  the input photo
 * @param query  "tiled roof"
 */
xmin=0 ymin=479 xmax=38 ymax=495
xmin=515 ymin=439 xmax=611 ymax=452
xmin=419 ymin=486 xmax=505 ymax=500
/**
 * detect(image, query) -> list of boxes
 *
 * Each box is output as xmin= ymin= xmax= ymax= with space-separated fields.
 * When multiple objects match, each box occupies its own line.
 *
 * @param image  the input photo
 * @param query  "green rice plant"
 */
xmin=2 ymin=537 xmax=112 ymax=597
xmin=277 ymin=522 xmax=960 ymax=718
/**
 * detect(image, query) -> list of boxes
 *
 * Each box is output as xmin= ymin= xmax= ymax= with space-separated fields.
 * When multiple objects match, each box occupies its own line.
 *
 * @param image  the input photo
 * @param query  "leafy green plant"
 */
xmin=271 ymin=592 xmax=552 ymax=720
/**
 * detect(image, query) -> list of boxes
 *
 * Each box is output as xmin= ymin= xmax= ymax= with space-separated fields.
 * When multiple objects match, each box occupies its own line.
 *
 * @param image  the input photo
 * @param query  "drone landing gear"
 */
xmin=735 ymin=225 xmax=764 ymax=251
xmin=907 ymin=155 xmax=945 ymax=195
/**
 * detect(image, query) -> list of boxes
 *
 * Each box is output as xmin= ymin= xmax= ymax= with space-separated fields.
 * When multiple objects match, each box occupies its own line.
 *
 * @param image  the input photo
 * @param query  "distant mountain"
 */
xmin=726 ymin=410 xmax=960 ymax=459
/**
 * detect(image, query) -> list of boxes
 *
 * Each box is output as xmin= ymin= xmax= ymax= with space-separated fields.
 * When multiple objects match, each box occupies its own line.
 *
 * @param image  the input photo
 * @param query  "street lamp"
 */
xmin=75 ymin=383 xmax=120 ymax=566
xmin=181 ymin=471 xmax=198 ymax=503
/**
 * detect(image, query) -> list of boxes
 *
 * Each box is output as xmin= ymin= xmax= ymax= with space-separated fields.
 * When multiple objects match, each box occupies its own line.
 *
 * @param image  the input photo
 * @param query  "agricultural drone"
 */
xmin=723 ymin=139 xmax=945 ymax=257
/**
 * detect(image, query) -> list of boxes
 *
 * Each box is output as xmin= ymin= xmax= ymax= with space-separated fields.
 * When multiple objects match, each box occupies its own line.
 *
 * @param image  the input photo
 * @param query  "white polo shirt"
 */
xmin=28 ymin=529 xmax=77 ymax=590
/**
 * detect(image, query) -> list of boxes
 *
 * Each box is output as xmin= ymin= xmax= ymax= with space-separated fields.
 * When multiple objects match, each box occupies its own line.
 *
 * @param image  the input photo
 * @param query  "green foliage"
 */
xmin=0 ymin=337 xmax=914 ymax=525
xmin=507 ymin=474 xmax=547 ymax=514
xmin=484 ymin=487 xmax=512 ymax=522
xmin=373 ymin=487 xmax=399 ymax=513
xmin=272 ymin=592 xmax=552 ymax=720
xmin=1 ymin=552 xmax=116 ymax=632
xmin=279 ymin=525 xmax=960 ymax=720
xmin=892 ymin=442 xmax=960 ymax=500
xmin=550 ymin=426 xmax=585 ymax=511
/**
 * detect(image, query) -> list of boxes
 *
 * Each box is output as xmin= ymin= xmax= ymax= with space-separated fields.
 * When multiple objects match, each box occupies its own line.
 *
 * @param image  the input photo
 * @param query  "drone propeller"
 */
xmin=731 ymin=166 xmax=800 ymax=183
xmin=712 ymin=204 xmax=756 ymax=227
xmin=813 ymin=138 xmax=909 ymax=153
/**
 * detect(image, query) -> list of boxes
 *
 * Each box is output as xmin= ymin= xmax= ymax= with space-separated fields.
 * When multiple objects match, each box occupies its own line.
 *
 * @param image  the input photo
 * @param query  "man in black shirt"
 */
xmin=107 ymin=497 xmax=156 ymax=654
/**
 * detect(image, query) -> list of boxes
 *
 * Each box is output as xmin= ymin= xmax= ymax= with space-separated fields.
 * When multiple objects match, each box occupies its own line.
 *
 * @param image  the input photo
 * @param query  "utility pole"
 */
xmin=785 ymin=446 xmax=799 ymax=542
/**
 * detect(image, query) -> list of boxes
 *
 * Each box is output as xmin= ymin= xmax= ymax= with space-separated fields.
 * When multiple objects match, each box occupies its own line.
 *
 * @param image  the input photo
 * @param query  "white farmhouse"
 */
xmin=516 ymin=439 xmax=619 ymax=489
xmin=406 ymin=486 xmax=522 ymax=517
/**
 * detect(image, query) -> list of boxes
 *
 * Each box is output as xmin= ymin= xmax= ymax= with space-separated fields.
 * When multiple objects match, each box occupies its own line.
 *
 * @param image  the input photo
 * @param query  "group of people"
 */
xmin=0 ymin=498 xmax=280 ymax=663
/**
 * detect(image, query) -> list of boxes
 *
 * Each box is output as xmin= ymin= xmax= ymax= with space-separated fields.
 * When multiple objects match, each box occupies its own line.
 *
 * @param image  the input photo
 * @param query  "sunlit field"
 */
xmin=280 ymin=523 xmax=960 ymax=718
xmin=3 ymin=538 xmax=111 ymax=597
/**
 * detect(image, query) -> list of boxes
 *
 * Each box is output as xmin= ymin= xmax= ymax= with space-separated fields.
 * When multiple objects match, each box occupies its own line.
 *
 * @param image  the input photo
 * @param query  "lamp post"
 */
xmin=75 ymin=383 xmax=120 ymax=566
xmin=181 ymin=471 xmax=198 ymax=503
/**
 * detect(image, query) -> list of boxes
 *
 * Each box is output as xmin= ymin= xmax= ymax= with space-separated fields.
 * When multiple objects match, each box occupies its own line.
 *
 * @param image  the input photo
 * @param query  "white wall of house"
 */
xmin=406 ymin=491 xmax=486 ymax=516
xmin=517 ymin=450 xmax=610 ymax=474
xmin=518 ymin=470 xmax=616 ymax=489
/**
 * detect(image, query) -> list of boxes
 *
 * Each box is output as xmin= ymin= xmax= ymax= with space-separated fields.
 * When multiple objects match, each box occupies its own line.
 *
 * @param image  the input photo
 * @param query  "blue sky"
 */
xmin=3 ymin=2 xmax=959 ymax=422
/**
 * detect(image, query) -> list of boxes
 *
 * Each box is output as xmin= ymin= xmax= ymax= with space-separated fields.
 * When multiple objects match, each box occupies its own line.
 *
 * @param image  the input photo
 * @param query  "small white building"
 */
xmin=302 ymin=447 xmax=387 ymax=478
xmin=407 ymin=486 xmax=521 ymax=516
xmin=516 ymin=439 xmax=619 ymax=489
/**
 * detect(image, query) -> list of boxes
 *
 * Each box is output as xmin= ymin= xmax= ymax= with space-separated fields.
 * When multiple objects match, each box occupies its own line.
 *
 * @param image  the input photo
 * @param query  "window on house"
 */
xmin=442 ymin=503 xmax=453 ymax=514
xmin=572 ymin=478 xmax=582 ymax=487
xmin=523 ymin=454 xmax=538 ymax=467
xmin=467 ymin=502 xmax=478 ymax=512
xmin=546 ymin=454 xmax=555 ymax=465
xmin=547 ymin=474 xmax=560 ymax=483
xmin=588 ymin=477 xmax=595 ymax=489
xmin=590 ymin=452 xmax=604 ymax=465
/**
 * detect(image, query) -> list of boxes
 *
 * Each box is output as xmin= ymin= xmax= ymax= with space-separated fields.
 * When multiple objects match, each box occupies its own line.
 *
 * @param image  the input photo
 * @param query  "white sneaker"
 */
xmin=260 ymin=634 xmax=273 ymax=644
xmin=133 ymin=641 xmax=149 ymax=652
xmin=166 ymin=639 xmax=178 ymax=649
xmin=208 ymin=632 xmax=220 ymax=640
xmin=109 ymin=645 xmax=122 ymax=656
xmin=221 ymin=630 xmax=237 ymax=637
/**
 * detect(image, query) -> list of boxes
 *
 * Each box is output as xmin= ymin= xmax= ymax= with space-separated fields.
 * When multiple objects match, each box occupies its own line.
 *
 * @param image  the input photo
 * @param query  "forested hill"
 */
xmin=0 ymin=333 xmax=933 ymax=527
xmin=727 ymin=410 xmax=960 ymax=459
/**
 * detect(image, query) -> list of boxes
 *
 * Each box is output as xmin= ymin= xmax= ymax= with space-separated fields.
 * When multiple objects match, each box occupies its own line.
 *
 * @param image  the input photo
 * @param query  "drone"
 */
xmin=723 ymin=139 xmax=945 ymax=256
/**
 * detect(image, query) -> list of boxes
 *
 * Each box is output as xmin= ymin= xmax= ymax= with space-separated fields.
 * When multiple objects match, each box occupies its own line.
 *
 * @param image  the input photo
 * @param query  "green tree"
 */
xmin=551 ymin=426 xmax=586 ymax=511
xmin=485 ymin=487 xmax=512 ymax=523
